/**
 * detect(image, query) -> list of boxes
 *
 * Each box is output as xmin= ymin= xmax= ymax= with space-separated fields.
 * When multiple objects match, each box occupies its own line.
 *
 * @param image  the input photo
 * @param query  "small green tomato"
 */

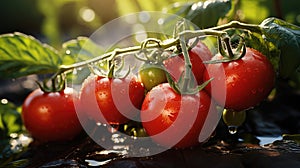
xmin=138 ymin=63 xmax=167 ymax=91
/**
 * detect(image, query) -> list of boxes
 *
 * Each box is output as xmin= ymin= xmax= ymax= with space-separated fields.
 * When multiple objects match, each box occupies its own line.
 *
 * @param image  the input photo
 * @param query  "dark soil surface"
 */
xmin=1 ymin=78 xmax=300 ymax=168
xmin=19 ymin=135 xmax=300 ymax=168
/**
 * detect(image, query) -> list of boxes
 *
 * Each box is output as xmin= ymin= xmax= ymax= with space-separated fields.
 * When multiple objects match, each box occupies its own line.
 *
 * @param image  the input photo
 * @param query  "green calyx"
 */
xmin=136 ymin=38 xmax=172 ymax=64
xmin=166 ymin=71 xmax=213 ymax=95
xmin=95 ymin=58 xmax=130 ymax=79
xmin=204 ymin=35 xmax=247 ymax=64
xmin=36 ymin=74 xmax=66 ymax=93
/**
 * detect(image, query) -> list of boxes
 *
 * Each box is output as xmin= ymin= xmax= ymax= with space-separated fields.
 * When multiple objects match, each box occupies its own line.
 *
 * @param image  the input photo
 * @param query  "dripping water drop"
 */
xmin=108 ymin=124 xmax=119 ymax=133
xmin=228 ymin=126 xmax=238 ymax=134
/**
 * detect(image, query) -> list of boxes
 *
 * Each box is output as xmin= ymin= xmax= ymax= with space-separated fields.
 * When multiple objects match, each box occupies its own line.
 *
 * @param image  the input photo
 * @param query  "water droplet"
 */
xmin=65 ymin=49 xmax=71 ymax=55
xmin=232 ymin=62 xmax=239 ymax=70
xmin=86 ymin=159 xmax=112 ymax=167
xmin=108 ymin=124 xmax=119 ymax=133
xmin=73 ymin=68 xmax=77 ymax=75
xmin=228 ymin=126 xmax=238 ymax=134
xmin=1 ymin=99 xmax=8 ymax=104
xmin=111 ymin=133 xmax=126 ymax=143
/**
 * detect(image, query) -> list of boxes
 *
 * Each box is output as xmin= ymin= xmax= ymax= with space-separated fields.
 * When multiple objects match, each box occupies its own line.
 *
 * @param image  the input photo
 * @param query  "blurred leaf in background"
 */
xmin=232 ymin=0 xmax=300 ymax=26
xmin=1 ymin=0 xmax=300 ymax=46
xmin=0 ymin=99 xmax=23 ymax=139
xmin=0 ymin=99 xmax=31 ymax=168
xmin=0 ymin=0 xmax=43 ymax=36
xmin=164 ymin=0 xmax=232 ymax=29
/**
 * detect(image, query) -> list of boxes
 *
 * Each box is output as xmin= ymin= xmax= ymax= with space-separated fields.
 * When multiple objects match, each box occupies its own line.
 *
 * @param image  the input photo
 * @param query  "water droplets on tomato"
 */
xmin=246 ymin=67 xmax=252 ymax=73
xmin=98 ymin=91 xmax=108 ymax=100
xmin=231 ymin=62 xmax=239 ymax=70
xmin=199 ymin=104 xmax=204 ymax=109
xmin=226 ymin=75 xmax=238 ymax=87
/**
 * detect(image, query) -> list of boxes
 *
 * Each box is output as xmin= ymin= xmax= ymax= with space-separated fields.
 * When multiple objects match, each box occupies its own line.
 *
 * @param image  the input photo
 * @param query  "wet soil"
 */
xmin=1 ymin=78 xmax=300 ymax=168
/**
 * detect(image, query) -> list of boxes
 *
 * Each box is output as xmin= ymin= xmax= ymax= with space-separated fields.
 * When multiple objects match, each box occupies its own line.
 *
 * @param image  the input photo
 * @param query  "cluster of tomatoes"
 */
xmin=21 ymin=41 xmax=275 ymax=149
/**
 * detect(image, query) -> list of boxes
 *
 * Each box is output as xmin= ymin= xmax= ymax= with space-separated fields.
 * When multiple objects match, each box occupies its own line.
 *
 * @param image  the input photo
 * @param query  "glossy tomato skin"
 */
xmin=203 ymin=48 xmax=275 ymax=111
xmin=163 ymin=41 xmax=212 ymax=84
xmin=80 ymin=75 xmax=145 ymax=125
xmin=22 ymin=88 xmax=82 ymax=142
xmin=140 ymin=83 xmax=217 ymax=148
xmin=139 ymin=63 xmax=167 ymax=91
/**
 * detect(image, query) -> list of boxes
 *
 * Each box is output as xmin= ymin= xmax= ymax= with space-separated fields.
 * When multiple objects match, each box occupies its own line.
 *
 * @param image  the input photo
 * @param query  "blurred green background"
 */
xmin=0 ymin=0 xmax=299 ymax=47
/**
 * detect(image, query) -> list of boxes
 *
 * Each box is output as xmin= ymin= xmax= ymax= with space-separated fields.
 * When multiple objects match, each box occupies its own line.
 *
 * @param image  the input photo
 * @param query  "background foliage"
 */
xmin=1 ymin=0 xmax=299 ymax=47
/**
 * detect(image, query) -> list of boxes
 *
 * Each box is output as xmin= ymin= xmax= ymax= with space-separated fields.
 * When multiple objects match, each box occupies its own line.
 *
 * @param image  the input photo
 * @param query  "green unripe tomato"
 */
xmin=222 ymin=109 xmax=246 ymax=127
xmin=138 ymin=63 xmax=167 ymax=91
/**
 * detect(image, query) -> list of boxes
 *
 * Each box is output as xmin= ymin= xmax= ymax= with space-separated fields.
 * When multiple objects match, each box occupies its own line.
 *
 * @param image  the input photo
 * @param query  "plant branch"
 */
xmin=179 ymin=29 xmax=227 ymax=40
xmin=58 ymin=38 xmax=180 ymax=74
xmin=56 ymin=29 xmax=228 ymax=80
xmin=211 ymin=20 xmax=262 ymax=34
xmin=179 ymin=35 xmax=191 ymax=93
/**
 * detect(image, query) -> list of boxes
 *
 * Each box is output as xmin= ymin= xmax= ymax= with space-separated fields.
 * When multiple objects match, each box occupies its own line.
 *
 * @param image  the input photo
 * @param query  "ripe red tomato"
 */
xmin=163 ymin=41 xmax=212 ymax=84
xmin=21 ymin=88 xmax=82 ymax=142
xmin=140 ymin=83 xmax=217 ymax=148
xmin=203 ymin=48 xmax=275 ymax=111
xmin=80 ymin=75 xmax=145 ymax=125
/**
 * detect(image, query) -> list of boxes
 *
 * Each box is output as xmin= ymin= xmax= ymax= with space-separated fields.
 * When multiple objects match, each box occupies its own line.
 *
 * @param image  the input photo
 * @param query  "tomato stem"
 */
xmin=171 ymin=29 xmax=227 ymax=94
xmin=58 ymin=29 xmax=227 ymax=76
xmin=179 ymin=35 xmax=191 ymax=93
xmin=211 ymin=20 xmax=262 ymax=34
xmin=58 ymin=38 xmax=180 ymax=74
xmin=223 ymin=36 xmax=235 ymax=58
xmin=51 ymin=78 xmax=56 ymax=91
xmin=54 ymin=29 xmax=227 ymax=93
xmin=36 ymin=74 xmax=66 ymax=92
xmin=179 ymin=29 xmax=227 ymax=40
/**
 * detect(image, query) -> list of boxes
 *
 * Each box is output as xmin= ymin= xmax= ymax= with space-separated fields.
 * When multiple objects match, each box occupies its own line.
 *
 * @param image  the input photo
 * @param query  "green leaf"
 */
xmin=61 ymin=36 xmax=105 ymax=65
xmin=166 ymin=0 xmax=232 ymax=29
xmin=0 ymin=32 xmax=61 ymax=78
xmin=61 ymin=37 xmax=105 ymax=84
xmin=0 ymin=100 xmax=23 ymax=139
xmin=260 ymin=17 xmax=300 ymax=78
